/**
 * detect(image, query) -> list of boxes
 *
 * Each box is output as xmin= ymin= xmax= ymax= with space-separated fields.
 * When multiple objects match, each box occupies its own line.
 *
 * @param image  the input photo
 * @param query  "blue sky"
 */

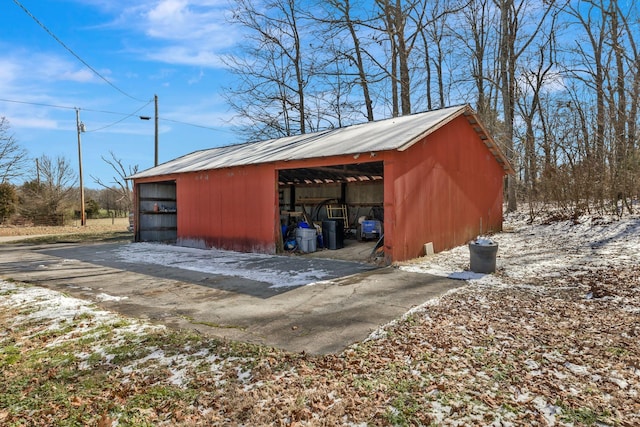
xmin=1 ymin=0 xmax=242 ymax=188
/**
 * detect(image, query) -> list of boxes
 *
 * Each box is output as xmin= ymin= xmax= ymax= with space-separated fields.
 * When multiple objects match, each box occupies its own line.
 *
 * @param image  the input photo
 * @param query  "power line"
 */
xmin=160 ymin=117 xmax=236 ymax=134
xmin=0 ymin=97 xmax=147 ymax=117
xmin=0 ymin=97 xmax=232 ymax=134
xmin=0 ymin=98 xmax=76 ymax=111
xmin=12 ymin=0 xmax=147 ymax=103
xmin=83 ymin=101 xmax=153 ymax=133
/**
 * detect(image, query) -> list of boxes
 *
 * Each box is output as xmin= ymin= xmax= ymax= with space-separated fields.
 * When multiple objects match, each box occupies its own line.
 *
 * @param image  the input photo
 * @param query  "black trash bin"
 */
xmin=322 ymin=219 xmax=344 ymax=250
xmin=469 ymin=239 xmax=498 ymax=273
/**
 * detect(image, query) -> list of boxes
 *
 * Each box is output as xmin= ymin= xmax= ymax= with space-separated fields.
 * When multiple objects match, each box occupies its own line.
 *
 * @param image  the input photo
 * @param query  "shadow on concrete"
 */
xmin=39 ymin=242 xmax=379 ymax=299
xmin=0 ymin=242 xmax=464 ymax=354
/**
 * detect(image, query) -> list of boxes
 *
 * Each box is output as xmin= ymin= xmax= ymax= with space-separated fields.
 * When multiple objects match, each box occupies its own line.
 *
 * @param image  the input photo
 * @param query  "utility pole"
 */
xmin=154 ymin=94 xmax=159 ymax=166
xmin=139 ymin=95 xmax=159 ymax=166
xmin=75 ymin=108 xmax=86 ymax=226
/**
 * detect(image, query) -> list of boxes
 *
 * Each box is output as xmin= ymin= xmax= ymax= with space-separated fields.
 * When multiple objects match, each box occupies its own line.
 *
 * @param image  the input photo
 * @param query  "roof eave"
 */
xmin=397 ymin=105 xmax=514 ymax=176
xmin=462 ymin=109 xmax=515 ymax=175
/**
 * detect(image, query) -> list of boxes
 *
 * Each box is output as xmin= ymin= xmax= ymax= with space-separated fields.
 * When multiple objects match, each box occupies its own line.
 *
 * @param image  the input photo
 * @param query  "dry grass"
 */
xmin=0 ymin=217 xmax=129 ymax=237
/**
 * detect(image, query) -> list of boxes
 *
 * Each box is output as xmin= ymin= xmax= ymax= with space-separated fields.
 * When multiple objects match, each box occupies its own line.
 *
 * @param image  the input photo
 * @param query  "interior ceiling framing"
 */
xmin=278 ymin=162 xmax=384 ymax=185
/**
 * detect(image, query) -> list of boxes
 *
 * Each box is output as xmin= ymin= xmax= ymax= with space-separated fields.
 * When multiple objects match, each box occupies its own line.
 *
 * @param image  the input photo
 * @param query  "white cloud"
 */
xmin=10 ymin=116 xmax=60 ymax=130
xmin=0 ymin=48 xmax=105 ymax=132
xmin=0 ymin=49 xmax=103 ymax=87
xmin=0 ymin=59 xmax=20 ymax=85
xmin=146 ymin=0 xmax=192 ymax=35
xmin=62 ymin=1 xmax=237 ymax=70
xmin=60 ymin=68 xmax=98 ymax=83
xmin=516 ymin=66 xmax=567 ymax=97
xmin=116 ymin=1 xmax=237 ymax=68
xmin=39 ymin=56 xmax=100 ymax=83
xmin=146 ymin=46 xmax=226 ymax=68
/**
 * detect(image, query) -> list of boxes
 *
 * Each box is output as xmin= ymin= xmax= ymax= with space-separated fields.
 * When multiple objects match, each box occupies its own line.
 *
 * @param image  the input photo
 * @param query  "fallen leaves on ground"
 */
xmin=1 ymin=214 xmax=639 ymax=426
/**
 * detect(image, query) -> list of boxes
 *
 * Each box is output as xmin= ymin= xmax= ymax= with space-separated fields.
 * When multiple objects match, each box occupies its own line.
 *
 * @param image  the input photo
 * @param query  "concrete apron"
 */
xmin=0 ymin=242 xmax=464 ymax=354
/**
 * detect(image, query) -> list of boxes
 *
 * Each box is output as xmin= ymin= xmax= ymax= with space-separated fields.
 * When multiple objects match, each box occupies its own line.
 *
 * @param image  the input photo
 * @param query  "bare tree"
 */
xmin=0 ymin=117 xmax=29 ymax=184
xmin=369 ymin=0 xmax=465 ymax=116
xmin=91 ymin=151 xmax=138 ymax=214
xmin=419 ymin=1 xmax=447 ymax=109
xmin=19 ymin=155 xmax=76 ymax=224
xmin=414 ymin=0 xmax=467 ymax=110
xmin=608 ymin=1 xmax=639 ymax=213
xmin=450 ymin=0 xmax=500 ymax=119
xmin=516 ymin=10 xmax=559 ymax=198
xmin=565 ymin=0 xmax=608 ymax=210
xmin=562 ymin=0 xmax=640 ymax=214
xmin=494 ymin=0 xmax=556 ymax=212
xmin=225 ymin=0 xmax=312 ymax=140
xmin=372 ymin=0 xmax=423 ymax=116
xmin=318 ymin=0 xmax=377 ymax=122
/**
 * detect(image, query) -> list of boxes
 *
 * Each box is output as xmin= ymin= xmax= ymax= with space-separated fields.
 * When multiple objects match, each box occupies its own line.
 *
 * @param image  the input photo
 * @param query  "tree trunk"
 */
xmin=497 ymin=0 xmax=517 ymax=212
xmin=342 ymin=0 xmax=375 ymax=121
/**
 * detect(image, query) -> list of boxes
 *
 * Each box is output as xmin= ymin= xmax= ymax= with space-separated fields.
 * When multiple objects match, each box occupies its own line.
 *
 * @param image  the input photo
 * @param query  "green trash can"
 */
xmin=469 ymin=239 xmax=498 ymax=273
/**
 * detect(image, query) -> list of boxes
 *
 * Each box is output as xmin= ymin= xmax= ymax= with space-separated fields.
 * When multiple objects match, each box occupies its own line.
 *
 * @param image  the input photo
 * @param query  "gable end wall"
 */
xmin=385 ymin=115 xmax=505 ymax=262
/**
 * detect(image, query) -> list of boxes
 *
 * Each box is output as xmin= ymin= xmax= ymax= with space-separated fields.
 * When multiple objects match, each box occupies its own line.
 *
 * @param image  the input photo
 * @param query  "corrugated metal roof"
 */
xmin=129 ymin=104 xmax=512 ymax=179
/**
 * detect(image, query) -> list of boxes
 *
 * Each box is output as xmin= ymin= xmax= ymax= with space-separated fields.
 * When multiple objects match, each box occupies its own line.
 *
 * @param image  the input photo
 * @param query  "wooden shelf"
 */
xmin=139 ymin=196 xmax=175 ymax=202
xmin=141 ymin=210 xmax=177 ymax=214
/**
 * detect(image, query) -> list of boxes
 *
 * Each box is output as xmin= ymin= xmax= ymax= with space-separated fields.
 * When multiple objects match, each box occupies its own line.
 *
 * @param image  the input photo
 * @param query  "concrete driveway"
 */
xmin=0 ymin=241 xmax=464 ymax=354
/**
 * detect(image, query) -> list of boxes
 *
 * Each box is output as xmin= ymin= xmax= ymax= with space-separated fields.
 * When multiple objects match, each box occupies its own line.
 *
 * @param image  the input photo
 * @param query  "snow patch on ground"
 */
xmin=2 ymin=209 xmax=639 ymax=426
xmin=399 ymin=211 xmax=640 ymax=286
xmin=0 ymin=280 xmax=163 ymax=354
xmin=95 ymin=292 xmax=128 ymax=302
xmin=2 ymin=282 xmax=113 ymax=331
xmin=115 ymin=242 xmax=340 ymax=288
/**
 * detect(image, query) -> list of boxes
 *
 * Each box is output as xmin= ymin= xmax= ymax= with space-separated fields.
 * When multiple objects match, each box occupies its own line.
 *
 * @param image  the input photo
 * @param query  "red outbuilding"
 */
xmin=129 ymin=104 xmax=513 ymax=263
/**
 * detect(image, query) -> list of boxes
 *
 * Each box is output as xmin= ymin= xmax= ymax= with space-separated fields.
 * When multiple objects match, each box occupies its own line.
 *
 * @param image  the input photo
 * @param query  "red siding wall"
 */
xmin=175 ymin=164 xmax=278 ymax=253
xmin=133 ymin=115 xmax=506 ymax=262
xmin=384 ymin=115 xmax=505 ymax=262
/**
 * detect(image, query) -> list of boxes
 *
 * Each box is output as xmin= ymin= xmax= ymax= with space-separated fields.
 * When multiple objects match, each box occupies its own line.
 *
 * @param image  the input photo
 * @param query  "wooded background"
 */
xmin=1 ymin=0 xmax=638 ymax=223
xmin=224 ymin=0 xmax=640 ymax=218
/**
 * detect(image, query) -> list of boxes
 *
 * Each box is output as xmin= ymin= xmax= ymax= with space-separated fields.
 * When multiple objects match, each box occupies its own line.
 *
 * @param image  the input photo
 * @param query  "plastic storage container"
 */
xmin=296 ymin=227 xmax=317 ymax=253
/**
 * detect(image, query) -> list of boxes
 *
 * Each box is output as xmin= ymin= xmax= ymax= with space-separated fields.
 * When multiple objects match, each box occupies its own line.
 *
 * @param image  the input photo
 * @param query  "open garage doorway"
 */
xmin=277 ymin=161 xmax=384 ymax=262
xmin=135 ymin=181 xmax=177 ymax=243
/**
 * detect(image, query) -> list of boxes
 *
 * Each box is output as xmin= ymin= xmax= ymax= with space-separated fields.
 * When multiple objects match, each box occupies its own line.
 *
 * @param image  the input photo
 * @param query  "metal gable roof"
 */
xmin=129 ymin=104 xmax=512 ymax=179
